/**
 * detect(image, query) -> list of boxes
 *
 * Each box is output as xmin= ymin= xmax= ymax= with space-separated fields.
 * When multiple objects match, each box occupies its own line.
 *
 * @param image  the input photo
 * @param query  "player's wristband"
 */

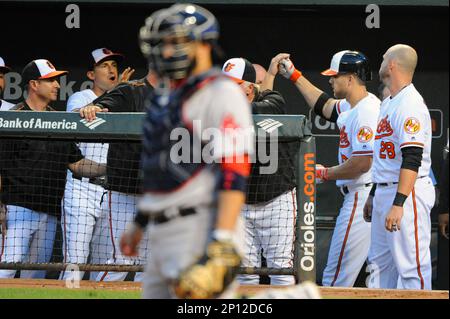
xmin=393 ymin=192 xmax=408 ymax=207
xmin=290 ymin=69 xmax=302 ymax=82
xmin=134 ymin=211 xmax=149 ymax=229
xmin=316 ymin=167 xmax=329 ymax=181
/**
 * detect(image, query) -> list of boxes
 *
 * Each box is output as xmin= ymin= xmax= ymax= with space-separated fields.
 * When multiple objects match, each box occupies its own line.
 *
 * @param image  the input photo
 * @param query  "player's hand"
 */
xmin=79 ymin=104 xmax=109 ymax=122
xmin=363 ymin=195 xmax=374 ymax=222
xmin=267 ymin=53 xmax=291 ymax=77
xmin=0 ymin=203 xmax=7 ymax=236
xmin=120 ymin=222 xmax=144 ymax=257
xmin=439 ymin=213 xmax=449 ymax=239
xmin=279 ymin=58 xmax=301 ymax=82
xmin=315 ymin=164 xmax=329 ymax=184
xmin=119 ymin=67 xmax=135 ymax=83
xmin=385 ymin=205 xmax=403 ymax=232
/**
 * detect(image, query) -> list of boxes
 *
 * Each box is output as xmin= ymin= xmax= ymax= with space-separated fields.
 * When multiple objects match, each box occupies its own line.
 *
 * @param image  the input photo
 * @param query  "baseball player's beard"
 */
xmin=0 ymin=87 xmax=3 ymax=99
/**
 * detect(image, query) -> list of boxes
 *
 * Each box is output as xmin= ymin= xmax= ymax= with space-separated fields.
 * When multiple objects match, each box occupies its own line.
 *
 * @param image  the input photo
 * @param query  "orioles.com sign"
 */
xmin=301 ymin=152 xmax=316 ymax=272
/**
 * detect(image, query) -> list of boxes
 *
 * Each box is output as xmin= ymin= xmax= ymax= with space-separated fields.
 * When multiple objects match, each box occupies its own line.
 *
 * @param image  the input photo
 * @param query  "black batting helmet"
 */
xmin=321 ymin=50 xmax=372 ymax=82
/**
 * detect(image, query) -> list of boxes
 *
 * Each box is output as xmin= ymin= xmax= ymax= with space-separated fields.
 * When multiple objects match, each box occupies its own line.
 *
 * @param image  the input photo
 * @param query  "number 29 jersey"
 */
xmin=372 ymin=84 xmax=432 ymax=183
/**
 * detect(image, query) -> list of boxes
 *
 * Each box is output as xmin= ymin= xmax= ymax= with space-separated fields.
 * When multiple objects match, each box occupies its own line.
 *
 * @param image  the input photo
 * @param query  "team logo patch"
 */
xmin=404 ymin=117 xmax=420 ymax=134
xmin=357 ymin=126 xmax=374 ymax=143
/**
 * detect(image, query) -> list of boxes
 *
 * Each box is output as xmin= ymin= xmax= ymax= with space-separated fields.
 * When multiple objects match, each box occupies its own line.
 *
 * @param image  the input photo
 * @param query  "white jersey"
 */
xmin=139 ymin=76 xmax=254 ymax=212
xmin=373 ymin=84 xmax=432 ymax=183
xmin=335 ymin=93 xmax=380 ymax=187
xmin=66 ymin=89 xmax=108 ymax=164
xmin=0 ymin=99 xmax=14 ymax=110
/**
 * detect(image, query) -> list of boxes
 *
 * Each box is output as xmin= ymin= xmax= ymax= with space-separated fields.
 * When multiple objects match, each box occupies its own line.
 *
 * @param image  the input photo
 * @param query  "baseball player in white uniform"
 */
xmin=276 ymin=51 xmax=380 ymax=287
xmin=0 ymin=57 xmax=14 ymax=110
xmin=114 ymin=4 xmax=253 ymax=299
xmin=365 ymin=44 xmax=434 ymax=290
xmin=61 ymin=48 xmax=133 ymax=281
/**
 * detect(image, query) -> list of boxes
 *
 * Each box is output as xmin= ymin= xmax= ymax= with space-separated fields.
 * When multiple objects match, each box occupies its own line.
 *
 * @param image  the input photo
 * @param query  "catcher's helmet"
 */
xmin=321 ymin=50 xmax=372 ymax=82
xmin=139 ymin=3 xmax=219 ymax=80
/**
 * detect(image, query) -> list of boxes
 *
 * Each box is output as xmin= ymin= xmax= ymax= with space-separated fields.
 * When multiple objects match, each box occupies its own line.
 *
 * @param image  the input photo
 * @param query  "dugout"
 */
xmin=0 ymin=0 xmax=448 ymax=288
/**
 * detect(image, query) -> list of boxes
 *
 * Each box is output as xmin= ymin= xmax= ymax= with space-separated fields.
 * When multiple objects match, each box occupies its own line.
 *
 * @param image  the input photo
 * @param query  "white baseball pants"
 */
xmin=368 ymin=177 xmax=434 ymax=290
xmin=322 ymin=185 xmax=371 ymax=287
xmin=0 ymin=205 xmax=57 ymax=279
xmin=238 ymin=190 xmax=296 ymax=286
xmin=61 ymin=179 xmax=110 ymax=281
xmin=96 ymin=191 xmax=148 ymax=282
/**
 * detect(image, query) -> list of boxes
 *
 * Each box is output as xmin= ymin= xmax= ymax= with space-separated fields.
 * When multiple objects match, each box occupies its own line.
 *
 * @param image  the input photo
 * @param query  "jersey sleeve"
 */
xmin=66 ymin=142 xmax=84 ymax=164
xmin=335 ymin=99 xmax=351 ymax=116
xmin=350 ymin=104 xmax=378 ymax=157
xmin=67 ymin=92 xmax=88 ymax=112
xmin=202 ymin=80 xmax=254 ymax=160
xmin=396 ymin=100 xmax=429 ymax=149
xmin=94 ymin=83 xmax=132 ymax=112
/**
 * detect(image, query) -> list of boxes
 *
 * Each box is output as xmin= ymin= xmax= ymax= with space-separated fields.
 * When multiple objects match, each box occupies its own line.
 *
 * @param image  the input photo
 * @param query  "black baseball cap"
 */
xmin=22 ymin=59 xmax=68 ymax=85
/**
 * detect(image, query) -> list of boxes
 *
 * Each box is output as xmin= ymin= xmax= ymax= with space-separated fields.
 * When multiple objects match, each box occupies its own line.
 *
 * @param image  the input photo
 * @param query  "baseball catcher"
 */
xmin=119 ymin=3 xmax=254 ymax=299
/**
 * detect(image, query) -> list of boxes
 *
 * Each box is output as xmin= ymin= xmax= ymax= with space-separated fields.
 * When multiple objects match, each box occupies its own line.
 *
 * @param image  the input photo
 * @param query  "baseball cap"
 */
xmin=91 ymin=48 xmax=124 ymax=66
xmin=222 ymin=58 xmax=256 ymax=84
xmin=21 ymin=59 xmax=68 ymax=84
xmin=0 ymin=56 xmax=11 ymax=74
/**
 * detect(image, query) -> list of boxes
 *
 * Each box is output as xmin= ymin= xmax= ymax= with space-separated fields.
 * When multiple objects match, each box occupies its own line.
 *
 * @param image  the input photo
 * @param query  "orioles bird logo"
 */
xmin=46 ymin=61 xmax=55 ymax=70
xmin=404 ymin=117 xmax=421 ymax=134
xmin=224 ymin=63 xmax=235 ymax=72
xmin=357 ymin=126 xmax=374 ymax=143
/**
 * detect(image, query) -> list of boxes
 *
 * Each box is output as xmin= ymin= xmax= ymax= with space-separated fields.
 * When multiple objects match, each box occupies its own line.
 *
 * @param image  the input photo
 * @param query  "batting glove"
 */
xmin=279 ymin=58 xmax=302 ymax=82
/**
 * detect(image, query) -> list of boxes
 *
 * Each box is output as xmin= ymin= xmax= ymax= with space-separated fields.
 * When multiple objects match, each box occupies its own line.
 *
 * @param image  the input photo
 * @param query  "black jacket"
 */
xmin=246 ymin=90 xmax=296 ymax=205
xmin=94 ymin=78 xmax=154 ymax=195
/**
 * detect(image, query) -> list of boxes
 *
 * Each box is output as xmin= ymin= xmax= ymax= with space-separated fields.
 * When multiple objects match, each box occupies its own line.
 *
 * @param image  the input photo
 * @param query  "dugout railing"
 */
xmin=0 ymin=111 xmax=316 ymax=283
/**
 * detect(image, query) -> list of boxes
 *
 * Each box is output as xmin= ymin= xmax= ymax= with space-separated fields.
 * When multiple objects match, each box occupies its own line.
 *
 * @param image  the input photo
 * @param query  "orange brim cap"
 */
xmin=39 ymin=70 xmax=68 ymax=79
xmin=321 ymin=69 xmax=338 ymax=76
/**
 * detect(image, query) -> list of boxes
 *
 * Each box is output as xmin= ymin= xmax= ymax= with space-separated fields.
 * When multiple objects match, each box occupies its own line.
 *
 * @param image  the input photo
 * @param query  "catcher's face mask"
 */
xmin=139 ymin=4 xmax=220 ymax=80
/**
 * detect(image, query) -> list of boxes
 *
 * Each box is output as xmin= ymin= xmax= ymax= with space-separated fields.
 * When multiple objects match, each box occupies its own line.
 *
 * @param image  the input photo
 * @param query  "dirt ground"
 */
xmin=0 ymin=279 xmax=448 ymax=299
